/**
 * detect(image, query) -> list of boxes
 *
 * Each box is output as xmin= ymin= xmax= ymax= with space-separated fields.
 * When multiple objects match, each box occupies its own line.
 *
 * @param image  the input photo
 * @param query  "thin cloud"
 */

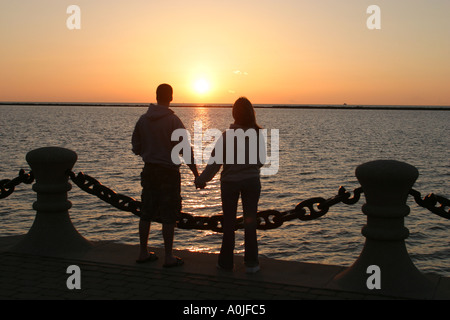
xmin=233 ymin=70 xmax=248 ymax=76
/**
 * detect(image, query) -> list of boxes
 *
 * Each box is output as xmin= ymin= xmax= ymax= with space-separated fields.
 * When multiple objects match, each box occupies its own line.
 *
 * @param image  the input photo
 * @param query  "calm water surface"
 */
xmin=1 ymin=105 xmax=449 ymax=275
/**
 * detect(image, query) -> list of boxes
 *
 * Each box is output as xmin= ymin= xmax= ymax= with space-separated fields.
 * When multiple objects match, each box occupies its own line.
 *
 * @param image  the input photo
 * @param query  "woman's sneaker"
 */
xmin=245 ymin=265 xmax=260 ymax=274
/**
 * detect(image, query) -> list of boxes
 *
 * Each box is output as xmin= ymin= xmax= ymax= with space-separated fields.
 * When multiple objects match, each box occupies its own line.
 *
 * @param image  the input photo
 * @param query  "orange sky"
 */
xmin=1 ymin=0 xmax=449 ymax=105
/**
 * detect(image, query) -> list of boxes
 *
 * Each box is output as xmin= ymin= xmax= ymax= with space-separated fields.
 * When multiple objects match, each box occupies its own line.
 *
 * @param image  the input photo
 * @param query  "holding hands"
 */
xmin=188 ymin=164 xmax=206 ymax=189
xmin=194 ymin=176 xmax=206 ymax=189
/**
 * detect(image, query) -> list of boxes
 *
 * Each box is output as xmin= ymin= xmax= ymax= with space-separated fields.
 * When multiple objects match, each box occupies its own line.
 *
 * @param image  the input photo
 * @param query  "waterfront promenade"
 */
xmin=1 ymin=235 xmax=449 ymax=301
xmin=2 ymin=149 xmax=449 ymax=304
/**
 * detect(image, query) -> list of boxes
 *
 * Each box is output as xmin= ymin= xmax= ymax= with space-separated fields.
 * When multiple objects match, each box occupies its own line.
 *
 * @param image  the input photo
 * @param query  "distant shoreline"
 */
xmin=270 ymin=105 xmax=450 ymax=111
xmin=0 ymin=101 xmax=449 ymax=111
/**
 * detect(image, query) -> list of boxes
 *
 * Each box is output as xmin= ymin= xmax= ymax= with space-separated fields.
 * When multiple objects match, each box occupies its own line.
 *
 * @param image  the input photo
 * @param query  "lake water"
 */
xmin=1 ymin=104 xmax=449 ymax=276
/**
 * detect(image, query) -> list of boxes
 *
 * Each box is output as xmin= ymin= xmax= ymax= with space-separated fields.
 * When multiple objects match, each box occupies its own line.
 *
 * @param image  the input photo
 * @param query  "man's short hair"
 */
xmin=156 ymin=84 xmax=173 ymax=103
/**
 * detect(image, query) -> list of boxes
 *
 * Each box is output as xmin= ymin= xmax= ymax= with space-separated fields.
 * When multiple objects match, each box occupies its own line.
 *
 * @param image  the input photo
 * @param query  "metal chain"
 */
xmin=67 ymin=170 xmax=364 ymax=232
xmin=66 ymin=171 xmax=450 ymax=231
xmin=179 ymin=187 xmax=363 ymax=233
xmin=67 ymin=171 xmax=142 ymax=215
xmin=0 ymin=170 xmax=34 ymax=199
xmin=2 ymin=168 xmax=448 ymax=232
xmin=409 ymin=189 xmax=450 ymax=219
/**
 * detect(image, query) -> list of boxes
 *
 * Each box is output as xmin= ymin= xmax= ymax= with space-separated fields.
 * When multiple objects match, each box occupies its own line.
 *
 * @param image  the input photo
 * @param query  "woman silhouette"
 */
xmin=195 ymin=97 xmax=265 ymax=273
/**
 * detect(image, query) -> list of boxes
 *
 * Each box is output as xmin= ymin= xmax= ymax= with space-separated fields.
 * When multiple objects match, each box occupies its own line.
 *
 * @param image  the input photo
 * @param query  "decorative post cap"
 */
xmin=356 ymin=159 xmax=418 ymax=208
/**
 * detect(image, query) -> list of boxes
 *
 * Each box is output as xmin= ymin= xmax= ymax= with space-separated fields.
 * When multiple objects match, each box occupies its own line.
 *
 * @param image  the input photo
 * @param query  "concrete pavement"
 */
xmin=1 ymin=235 xmax=449 ymax=303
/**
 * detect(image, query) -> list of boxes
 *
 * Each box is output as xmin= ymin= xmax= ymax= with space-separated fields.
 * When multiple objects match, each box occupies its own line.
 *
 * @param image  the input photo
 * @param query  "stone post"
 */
xmin=12 ymin=147 xmax=92 ymax=256
xmin=332 ymin=160 xmax=435 ymax=299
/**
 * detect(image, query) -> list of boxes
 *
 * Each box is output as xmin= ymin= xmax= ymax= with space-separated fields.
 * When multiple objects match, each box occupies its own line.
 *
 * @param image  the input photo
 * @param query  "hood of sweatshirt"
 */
xmin=145 ymin=104 xmax=174 ymax=121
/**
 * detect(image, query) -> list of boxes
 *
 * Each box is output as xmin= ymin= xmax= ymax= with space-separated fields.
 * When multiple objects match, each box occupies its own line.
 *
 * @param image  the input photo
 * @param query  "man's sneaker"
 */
xmin=245 ymin=265 xmax=260 ymax=274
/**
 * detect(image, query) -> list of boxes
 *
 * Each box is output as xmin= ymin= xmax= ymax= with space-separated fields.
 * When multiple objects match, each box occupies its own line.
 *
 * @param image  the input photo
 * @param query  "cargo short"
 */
xmin=140 ymin=163 xmax=181 ymax=224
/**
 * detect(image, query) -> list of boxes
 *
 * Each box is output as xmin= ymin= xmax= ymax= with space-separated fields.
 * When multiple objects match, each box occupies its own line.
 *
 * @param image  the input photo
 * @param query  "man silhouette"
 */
xmin=132 ymin=83 xmax=198 ymax=267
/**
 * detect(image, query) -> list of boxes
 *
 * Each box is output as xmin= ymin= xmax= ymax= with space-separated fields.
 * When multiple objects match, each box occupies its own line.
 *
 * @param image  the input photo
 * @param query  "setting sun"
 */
xmin=193 ymin=79 xmax=211 ymax=95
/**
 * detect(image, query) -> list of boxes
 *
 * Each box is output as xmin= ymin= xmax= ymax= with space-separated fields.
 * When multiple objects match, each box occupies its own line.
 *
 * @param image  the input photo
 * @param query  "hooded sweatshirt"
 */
xmin=197 ymin=123 xmax=266 ymax=183
xmin=132 ymin=104 xmax=186 ymax=169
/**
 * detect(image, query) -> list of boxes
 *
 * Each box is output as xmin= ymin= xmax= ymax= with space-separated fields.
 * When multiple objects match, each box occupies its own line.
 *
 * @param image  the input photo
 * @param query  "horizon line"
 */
xmin=1 ymin=101 xmax=449 ymax=110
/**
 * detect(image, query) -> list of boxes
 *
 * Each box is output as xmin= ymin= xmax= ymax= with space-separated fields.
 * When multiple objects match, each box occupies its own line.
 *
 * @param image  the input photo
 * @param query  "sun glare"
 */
xmin=193 ymin=79 xmax=211 ymax=95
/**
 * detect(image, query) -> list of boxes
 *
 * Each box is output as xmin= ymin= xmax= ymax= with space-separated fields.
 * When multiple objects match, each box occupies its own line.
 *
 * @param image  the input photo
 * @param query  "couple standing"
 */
xmin=132 ymin=84 xmax=263 ymax=273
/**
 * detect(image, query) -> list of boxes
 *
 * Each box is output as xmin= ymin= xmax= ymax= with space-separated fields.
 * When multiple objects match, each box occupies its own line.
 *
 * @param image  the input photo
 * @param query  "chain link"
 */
xmin=409 ymin=189 xmax=450 ymax=219
xmin=0 ymin=170 xmax=34 ymax=199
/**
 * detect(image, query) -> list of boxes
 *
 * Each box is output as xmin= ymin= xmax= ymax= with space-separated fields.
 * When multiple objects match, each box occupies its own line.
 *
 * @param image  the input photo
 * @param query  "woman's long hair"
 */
xmin=232 ymin=97 xmax=262 ymax=130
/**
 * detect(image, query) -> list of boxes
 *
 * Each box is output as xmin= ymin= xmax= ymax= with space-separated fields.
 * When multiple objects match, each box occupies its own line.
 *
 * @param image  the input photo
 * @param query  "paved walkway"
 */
xmin=1 ymin=235 xmax=449 ymax=304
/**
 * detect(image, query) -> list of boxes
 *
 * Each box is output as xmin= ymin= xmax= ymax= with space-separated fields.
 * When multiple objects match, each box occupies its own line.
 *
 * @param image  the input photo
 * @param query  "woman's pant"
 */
xmin=219 ymin=177 xmax=261 ymax=269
